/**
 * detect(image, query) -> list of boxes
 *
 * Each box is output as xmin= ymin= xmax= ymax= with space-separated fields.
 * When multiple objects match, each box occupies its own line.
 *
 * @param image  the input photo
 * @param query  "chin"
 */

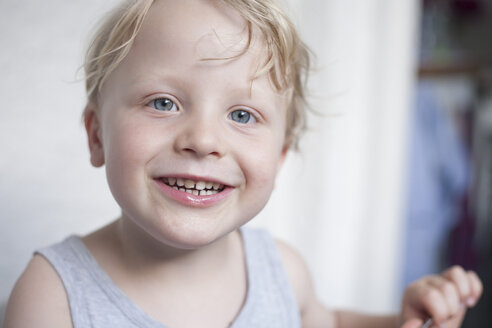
xmin=144 ymin=218 xmax=237 ymax=250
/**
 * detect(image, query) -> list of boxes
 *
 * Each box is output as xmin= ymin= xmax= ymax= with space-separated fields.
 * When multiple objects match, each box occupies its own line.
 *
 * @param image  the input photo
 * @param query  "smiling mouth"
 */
xmin=160 ymin=177 xmax=226 ymax=196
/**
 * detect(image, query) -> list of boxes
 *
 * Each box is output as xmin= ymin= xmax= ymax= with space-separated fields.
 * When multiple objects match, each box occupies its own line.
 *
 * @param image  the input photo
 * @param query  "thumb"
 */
xmin=401 ymin=318 xmax=423 ymax=328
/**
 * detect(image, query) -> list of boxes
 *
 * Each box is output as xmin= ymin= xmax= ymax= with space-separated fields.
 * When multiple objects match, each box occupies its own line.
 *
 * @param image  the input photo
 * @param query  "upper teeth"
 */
xmin=164 ymin=177 xmax=224 ymax=194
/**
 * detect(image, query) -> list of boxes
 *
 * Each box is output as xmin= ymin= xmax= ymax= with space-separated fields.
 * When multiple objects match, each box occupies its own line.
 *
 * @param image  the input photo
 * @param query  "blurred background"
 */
xmin=0 ymin=0 xmax=491 ymax=326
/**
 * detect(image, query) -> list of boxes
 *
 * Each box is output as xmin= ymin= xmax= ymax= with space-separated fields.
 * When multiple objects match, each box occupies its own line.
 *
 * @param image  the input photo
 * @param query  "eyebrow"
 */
xmin=126 ymin=69 xmax=282 ymax=110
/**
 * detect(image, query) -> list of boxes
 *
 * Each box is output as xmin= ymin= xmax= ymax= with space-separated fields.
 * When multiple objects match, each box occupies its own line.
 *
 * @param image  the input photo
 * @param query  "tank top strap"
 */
xmin=36 ymin=236 xmax=166 ymax=328
xmin=233 ymin=227 xmax=301 ymax=328
xmin=36 ymin=236 xmax=93 ymax=327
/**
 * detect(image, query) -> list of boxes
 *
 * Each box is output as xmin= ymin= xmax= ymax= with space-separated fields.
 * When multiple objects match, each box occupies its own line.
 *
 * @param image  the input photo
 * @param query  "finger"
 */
xmin=466 ymin=270 xmax=483 ymax=307
xmin=418 ymin=286 xmax=450 ymax=324
xmin=441 ymin=305 xmax=467 ymax=328
xmin=426 ymin=276 xmax=461 ymax=316
xmin=401 ymin=318 xmax=423 ymax=328
xmin=443 ymin=266 xmax=470 ymax=301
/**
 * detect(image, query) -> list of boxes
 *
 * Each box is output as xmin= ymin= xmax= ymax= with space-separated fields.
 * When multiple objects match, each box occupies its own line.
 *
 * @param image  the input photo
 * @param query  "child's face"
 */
xmin=86 ymin=0 xmax=289 ymax=249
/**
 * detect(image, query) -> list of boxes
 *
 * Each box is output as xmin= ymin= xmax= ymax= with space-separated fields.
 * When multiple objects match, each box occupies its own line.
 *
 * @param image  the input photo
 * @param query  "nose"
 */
xmin=173 ymin=114 xmax=224 ymax=158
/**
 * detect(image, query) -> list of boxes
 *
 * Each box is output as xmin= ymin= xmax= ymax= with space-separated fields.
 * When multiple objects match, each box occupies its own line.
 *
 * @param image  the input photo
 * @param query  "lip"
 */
xmin=153 ymin=177 xmax=234 ymax=207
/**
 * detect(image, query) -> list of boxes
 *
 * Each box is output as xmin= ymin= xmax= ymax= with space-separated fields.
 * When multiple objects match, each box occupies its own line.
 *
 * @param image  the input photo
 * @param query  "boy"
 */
xmin=3 ymin=0 xmax=482 ymax=327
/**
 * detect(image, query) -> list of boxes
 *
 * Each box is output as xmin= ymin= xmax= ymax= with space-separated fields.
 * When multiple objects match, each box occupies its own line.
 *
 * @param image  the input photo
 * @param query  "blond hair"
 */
xmin=84 ymin=0 xmax=310 ymax=148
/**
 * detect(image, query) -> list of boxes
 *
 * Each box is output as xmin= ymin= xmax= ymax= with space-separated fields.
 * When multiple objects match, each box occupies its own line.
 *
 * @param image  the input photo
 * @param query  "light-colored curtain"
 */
xmin=0 ymin=0 xmax=419 ymax=314
xmin=252 ymin=0 xmax=419 ymax=313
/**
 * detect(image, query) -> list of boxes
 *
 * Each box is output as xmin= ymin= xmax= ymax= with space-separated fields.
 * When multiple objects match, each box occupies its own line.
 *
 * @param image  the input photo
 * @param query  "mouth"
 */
xmin=159 ymin=177 xmax=226 ymax=196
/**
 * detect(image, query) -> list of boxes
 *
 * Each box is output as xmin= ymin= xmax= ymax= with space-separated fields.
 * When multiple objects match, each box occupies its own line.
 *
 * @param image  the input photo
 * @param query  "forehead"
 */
xmin=144 ymin=0 xmax=248 ymax=54
xmin=130 ymin=0 xmax=262 ymax=76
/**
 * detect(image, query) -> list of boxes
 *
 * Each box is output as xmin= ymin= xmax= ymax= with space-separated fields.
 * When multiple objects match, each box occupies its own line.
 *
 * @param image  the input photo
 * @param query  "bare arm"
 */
xmin=276 ymin=240 xmax=400 ymax=328
xmin=2 ymin=255 xmax=72 ymax=328
xmin=336 ymin=312 xmax=399 ymax=328
xmin=276 ymin=240 xmax=482 ymax=328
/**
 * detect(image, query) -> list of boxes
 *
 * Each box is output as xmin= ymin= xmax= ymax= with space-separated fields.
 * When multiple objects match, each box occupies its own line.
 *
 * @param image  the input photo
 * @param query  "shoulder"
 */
xmin=275 ymin=240 xmax=336 ymax=328
xmin=274 ymin=240 xmax=312 ymax=309
xmin=3 ymin=254 xmax=72 ymax=328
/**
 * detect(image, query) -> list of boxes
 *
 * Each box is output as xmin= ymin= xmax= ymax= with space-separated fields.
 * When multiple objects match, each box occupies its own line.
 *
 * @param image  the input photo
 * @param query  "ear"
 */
xmin=84 ymin=103 xmax=105 ymax=167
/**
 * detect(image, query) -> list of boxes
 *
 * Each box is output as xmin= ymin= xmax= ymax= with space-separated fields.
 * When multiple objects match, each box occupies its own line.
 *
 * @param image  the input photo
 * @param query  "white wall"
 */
xmin=0 ymin=0 xmax=122 ymax=301
xmin=0 ymin=0 xmax=418 ymax=315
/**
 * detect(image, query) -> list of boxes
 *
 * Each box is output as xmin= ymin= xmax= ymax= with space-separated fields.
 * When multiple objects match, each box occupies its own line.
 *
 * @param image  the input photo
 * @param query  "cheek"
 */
xmin=105 ymin=121 xmax=148 ymax=169
xmin=242 ymin=138 xmax=284 ymax=197
xmin=248 ymin=124 xmax=286 ymax=182
xmin=237 ymin=153 xmax=281 ymax=223
xmin=102 ymin=117 xmax=159 ymax=204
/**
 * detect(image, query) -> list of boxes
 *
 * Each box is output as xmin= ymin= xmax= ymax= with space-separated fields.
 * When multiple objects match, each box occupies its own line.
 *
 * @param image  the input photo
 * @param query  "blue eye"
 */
xmin=148 ymin=98 xmax=178 ymax=112
xmin=229 ymin=110 xmax=256 ymax=124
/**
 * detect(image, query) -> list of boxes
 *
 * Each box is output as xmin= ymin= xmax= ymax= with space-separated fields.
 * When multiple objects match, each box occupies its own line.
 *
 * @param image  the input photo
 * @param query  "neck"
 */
xmin=110 ymin=215 xmax=240 ymax=278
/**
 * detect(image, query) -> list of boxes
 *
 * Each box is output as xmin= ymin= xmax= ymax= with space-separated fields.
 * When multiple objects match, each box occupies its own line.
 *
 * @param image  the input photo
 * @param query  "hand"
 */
xmin=399 ymin=266 xmax=483 ymax=328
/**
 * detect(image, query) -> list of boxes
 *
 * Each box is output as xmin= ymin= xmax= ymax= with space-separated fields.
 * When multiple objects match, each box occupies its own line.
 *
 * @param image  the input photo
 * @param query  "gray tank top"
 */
xmin=36 ymin=227 xmax=301 ymax=328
